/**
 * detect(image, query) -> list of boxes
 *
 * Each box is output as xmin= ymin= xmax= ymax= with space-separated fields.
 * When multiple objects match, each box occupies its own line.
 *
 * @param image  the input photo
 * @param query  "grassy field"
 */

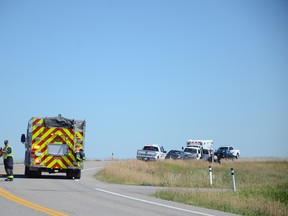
xmin=96 ymin=159 xmax=288 ymax=216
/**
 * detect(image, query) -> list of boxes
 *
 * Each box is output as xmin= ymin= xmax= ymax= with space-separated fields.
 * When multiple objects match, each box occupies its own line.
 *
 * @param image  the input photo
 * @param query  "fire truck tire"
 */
xmin=74 ymin=170 xmax=81 ymax=179
xmin=67 ymin=170 xmax=81 ymax=179
xmin=25 ymin=165 xmax=28 ymax=176
xmin=25 ymin=167 xmax=41 ymax=178
xmin=66 ymin=170 xmax=73 ymax=179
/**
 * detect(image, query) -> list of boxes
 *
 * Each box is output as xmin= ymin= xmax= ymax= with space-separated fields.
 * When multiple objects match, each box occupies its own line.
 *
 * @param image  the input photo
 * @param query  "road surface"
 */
xmin=0 ymin=161 xmax=238 ymax=216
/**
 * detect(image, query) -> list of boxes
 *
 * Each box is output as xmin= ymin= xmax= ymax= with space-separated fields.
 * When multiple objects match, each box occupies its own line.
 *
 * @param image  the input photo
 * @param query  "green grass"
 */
xmin=96 ymin=159 xmax=288 ymax=216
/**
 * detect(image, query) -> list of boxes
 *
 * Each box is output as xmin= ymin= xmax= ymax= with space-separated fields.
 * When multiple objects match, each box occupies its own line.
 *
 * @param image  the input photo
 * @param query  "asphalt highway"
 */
xmin=0 ymin=161 xmax=238 ymax=216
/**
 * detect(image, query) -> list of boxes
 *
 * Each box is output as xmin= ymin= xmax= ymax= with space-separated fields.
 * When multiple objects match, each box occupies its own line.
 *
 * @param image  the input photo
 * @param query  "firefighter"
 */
xmin=2 ymin=140 xmax=14 ymax=181
xmin=74 ymin=145 xmax=85 ymax=165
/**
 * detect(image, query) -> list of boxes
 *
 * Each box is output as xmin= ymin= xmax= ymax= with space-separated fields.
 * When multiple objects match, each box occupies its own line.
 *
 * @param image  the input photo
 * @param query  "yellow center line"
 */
xmin=0 ymin=167 xmax=68 ymax=215
xmin=0 ymin=188 xmax=68 ymax=216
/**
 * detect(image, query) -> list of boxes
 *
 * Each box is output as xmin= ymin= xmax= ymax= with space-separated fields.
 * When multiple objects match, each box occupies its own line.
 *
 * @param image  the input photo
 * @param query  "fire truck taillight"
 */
xmin=33 ymin=145 xmax=40 ymax=150
xmin=35 ymin=158 xmax=41 ymax=164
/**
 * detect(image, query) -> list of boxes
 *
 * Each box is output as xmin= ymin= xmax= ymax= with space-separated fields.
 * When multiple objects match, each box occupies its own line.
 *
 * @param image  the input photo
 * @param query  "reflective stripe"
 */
xmin=75 ymin=151 xmax=82 ymax=161
xmin=31 ymin=117 xmax=84 ymax=169
xmin=3 ymin=146 xmax=13 ymax=159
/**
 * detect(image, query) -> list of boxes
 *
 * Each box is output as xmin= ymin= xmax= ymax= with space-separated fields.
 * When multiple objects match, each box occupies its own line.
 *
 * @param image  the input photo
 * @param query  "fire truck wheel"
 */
xmin=25 ymin=165 xmax=28 ymax=176
xmin=26 ymin=169 xmax=41 ymax=178
xmin=67 ymin=170 xmax=81 ymax=179
xmin=74 ymin=170 xmax=81 ymax=179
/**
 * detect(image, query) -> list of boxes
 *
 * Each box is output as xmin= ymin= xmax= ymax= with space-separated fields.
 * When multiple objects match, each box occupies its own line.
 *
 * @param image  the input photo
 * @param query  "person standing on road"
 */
xmin=2 ymin=140 xmax=14 ymax=181
xmin=74 ymin=145 xmax=86 ymax=167
xmin=217 ymin=153 xmax=221 ymax=164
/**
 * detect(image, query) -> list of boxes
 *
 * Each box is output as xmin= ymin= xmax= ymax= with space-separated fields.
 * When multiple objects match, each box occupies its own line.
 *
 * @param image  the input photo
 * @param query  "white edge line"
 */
xmin=82 ymin=167 xmax=98 ymax=172
xmin=94 ymin=188 xmax=215 ymax=216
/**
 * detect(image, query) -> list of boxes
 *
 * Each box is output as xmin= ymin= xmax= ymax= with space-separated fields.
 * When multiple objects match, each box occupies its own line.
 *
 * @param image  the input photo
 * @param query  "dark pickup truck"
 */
xmin=215 ymin=146 xmax=240 ymax=159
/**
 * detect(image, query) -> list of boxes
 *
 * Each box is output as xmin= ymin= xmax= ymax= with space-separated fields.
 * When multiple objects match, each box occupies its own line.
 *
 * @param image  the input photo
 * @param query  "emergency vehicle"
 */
xmin=21 ymin=115 xmax=86 ymax=179
xmin=184 ymin=139 xmax=213 ymax=160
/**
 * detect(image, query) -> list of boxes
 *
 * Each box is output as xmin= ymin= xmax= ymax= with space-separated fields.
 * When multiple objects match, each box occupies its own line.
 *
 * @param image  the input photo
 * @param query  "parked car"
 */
xmin=215 ymin=146 xmax=240 ymax=159
xmin=165 ymin=150 xmax=187 ymax=160
xmin=215 ymin=149 xmax=235 ymax=160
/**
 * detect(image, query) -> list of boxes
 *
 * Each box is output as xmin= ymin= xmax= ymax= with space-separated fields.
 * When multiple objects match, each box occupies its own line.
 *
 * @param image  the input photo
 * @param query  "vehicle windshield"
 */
xmin=169 ymin=150 xmax=181 ymax=154
xmin=184 ymin=148 xmax=197 ymax=154
xmin=203 ymin=149 xmax=209 ymax=154
xmin=219 ymin=147 xmax=228 ymax=151
xmin=143 ymin=146 xmax=158 ymax=151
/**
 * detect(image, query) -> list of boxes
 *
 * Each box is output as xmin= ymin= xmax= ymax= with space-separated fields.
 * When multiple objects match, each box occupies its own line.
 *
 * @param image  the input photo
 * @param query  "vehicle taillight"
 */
xmin=33 ymin=145 xmax=40 ymax=150
xmin=35 ymin=158 xmax=41 ymax=164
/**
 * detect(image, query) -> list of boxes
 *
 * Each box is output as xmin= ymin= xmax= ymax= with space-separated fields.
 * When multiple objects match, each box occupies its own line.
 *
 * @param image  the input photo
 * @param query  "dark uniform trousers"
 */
xmin=4 ymin=156 xmax=14 ymax=178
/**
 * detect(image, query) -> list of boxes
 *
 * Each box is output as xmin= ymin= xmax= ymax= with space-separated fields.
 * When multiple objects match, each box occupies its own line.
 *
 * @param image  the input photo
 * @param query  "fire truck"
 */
xmin=21 ymin=115 xmax=86 ymax=179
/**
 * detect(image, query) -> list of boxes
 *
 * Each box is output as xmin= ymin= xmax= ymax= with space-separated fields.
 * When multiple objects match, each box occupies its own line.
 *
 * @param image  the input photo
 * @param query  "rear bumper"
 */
xmin=26 ymin=165 xmax=82 ymax=173
xmin=137 ymin=156 xmax=157 ymax=161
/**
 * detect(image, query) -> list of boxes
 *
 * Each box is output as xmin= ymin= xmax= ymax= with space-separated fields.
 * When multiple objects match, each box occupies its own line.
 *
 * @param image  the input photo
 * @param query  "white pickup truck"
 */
xmin=136 ymin=144 xmax=167 ymax=161
xmin=215 ymin=146 xmax=240 ymax=159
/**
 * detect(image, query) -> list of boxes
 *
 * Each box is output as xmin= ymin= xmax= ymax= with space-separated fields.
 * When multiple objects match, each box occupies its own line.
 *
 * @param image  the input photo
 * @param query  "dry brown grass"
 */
xmin=96 ymin=159 xmax=288 ymax=215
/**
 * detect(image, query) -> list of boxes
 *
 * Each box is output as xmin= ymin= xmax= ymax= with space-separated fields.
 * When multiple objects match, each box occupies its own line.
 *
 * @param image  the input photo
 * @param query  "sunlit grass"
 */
xmin=96 ymin=159 xmax=288 ymax=215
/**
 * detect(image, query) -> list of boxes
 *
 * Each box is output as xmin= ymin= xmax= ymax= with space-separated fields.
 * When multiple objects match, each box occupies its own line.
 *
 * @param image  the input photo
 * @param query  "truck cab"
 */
xmin=215 ymin=146 xmax=240 ymax=159
xmin=136 ymin=144 xmax=167 ymax=161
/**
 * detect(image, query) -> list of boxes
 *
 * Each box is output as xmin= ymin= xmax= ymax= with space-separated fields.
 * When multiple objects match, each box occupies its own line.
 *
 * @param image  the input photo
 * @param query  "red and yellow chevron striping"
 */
xmin=30 ymin=117 xmax=84 ymax=169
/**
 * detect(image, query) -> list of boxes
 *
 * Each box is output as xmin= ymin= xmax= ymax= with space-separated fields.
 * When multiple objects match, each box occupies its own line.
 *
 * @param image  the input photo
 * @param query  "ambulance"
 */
xmin=184 ymin=139 xmax=213 ymax=160
xmin=21 ymin=115 xmax=86 ymax=179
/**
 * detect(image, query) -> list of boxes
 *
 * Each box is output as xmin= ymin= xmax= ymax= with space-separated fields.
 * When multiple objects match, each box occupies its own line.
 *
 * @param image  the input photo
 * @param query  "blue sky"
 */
xmin=1 ymin=0 xmax=287 ymax=160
